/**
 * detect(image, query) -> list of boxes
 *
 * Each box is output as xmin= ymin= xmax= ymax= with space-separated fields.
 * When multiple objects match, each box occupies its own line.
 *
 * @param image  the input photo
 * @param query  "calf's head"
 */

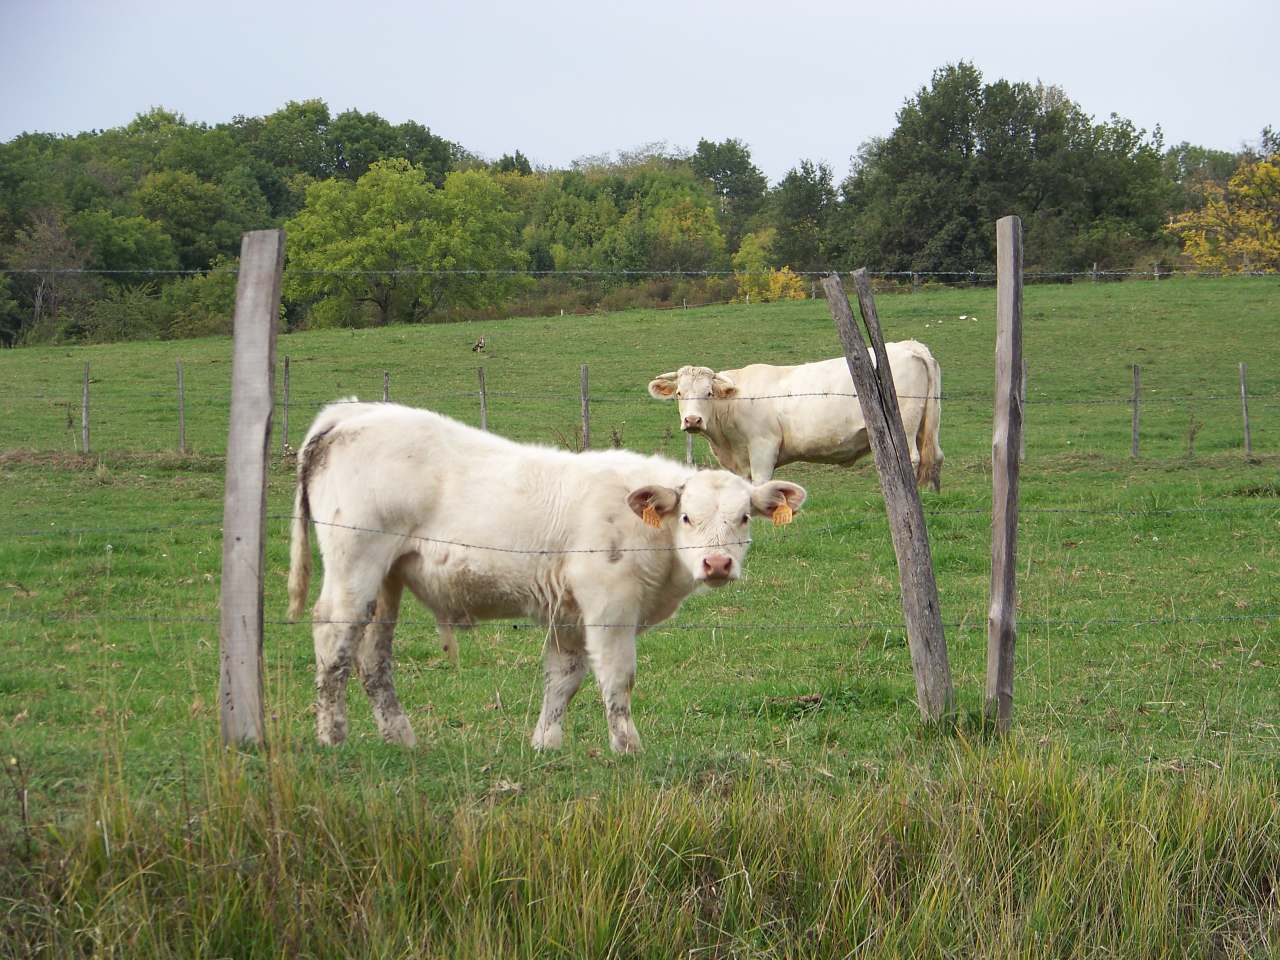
xmin=648 ymin=365 xmax=737 ymax=433
xmin=627 ymin=471 xmax=806 ymax=586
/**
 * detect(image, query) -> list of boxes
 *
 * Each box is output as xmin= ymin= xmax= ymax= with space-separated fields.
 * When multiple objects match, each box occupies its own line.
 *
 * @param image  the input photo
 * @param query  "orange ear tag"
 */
xmin=772 ymin=501 xmax=794 ymax=527
xmin=642 ymin=504 xmax=662 ymax=528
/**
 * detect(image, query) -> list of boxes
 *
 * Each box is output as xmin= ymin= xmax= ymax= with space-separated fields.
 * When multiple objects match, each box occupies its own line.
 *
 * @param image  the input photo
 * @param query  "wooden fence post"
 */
xmin=478 ymin=367 xmax=488 ymax=431
xmin=580 ymin=363 xmax=591 ymax=449
xmin=281 ymin=356 xmax=290 ymax=456
xmin=219 ymin=229 xmax=284 ymax=747
xmin=986 ymin=215 xmax=1023 ymax=732
xmin=1131 ymin=365 xmax=1141 ymax=458
xmin=1240 ymin=362 xmax=1253 ymax=457
xmin=177 ymin=360 xmax=186 ymax=454
xmin=823 ymin=270 xmax=954 ymax=723
xmin=383 ymin=370 xmax=390 ymax=403
xmin=81 ymin=362 xmax=90 ymax=455
xmin=686 ymin=431 xmax=693 ymax=466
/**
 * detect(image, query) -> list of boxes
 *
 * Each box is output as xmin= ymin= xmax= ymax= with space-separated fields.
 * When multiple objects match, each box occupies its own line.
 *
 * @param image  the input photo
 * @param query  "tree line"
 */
xmin=0 ymin=61 xmax=1275 ymax=345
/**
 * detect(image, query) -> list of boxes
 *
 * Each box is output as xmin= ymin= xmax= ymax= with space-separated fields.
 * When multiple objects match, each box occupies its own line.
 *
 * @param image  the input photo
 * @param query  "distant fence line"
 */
xmin=23 ymin=354 xmax=1275 ymax=462
xmin=2 ymin=266 xmax=1278 ymax=280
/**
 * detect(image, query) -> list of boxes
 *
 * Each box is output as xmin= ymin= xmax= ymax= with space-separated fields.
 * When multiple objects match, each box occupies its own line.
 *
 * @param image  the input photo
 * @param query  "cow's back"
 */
xmin=302 ymin=405 xmax=689 ymax=624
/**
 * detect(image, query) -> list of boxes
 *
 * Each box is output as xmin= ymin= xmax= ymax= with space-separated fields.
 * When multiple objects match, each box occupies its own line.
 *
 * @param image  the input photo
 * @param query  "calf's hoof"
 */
xmin=610 ymin=731 xmax=643 ymax=755
xmin=316 ymin=716 xmax=348 ymax=746
xmin=380 ymin=715 xmax=417 ymax=748
xmin=531 ymin=726 xmax=563 ymax=751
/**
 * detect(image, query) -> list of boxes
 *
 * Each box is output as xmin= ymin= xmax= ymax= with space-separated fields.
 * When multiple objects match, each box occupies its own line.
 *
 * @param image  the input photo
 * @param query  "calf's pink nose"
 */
xmin=702 ymin=555 xmax=732 ymax=578
xmin=683 ymin=415 xmax=703 ymax=431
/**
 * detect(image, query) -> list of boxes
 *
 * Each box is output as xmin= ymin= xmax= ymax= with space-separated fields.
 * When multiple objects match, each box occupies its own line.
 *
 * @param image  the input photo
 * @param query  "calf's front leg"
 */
xmin=532 ymin=629 xmax=587 ymax=751
xmin=584 ymin=622 xmax=642 ymax=754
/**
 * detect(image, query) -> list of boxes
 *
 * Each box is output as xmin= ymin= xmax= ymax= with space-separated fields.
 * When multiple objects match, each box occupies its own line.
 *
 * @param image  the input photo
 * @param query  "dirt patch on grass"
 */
xmin=0 ymin=449 xmax=224 ymax=473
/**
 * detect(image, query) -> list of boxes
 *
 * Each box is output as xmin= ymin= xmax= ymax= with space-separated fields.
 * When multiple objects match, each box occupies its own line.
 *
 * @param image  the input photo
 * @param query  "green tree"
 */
xmin=69 ymin=210 xmax=178 ymax=276
xmin=691 ymin=138 xmax=767 ymax=249
xmin=770 ymin=159 xmax=836 ymax=271
xmin=284 ymin=159 xmax=527 ymax=327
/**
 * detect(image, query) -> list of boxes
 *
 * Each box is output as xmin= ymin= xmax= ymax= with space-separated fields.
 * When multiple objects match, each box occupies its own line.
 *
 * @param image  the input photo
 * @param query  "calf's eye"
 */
xmin=741 ymin=514 xmax=750 ymax=524
xmin=681 ymin=514 xmax=691 ymax=525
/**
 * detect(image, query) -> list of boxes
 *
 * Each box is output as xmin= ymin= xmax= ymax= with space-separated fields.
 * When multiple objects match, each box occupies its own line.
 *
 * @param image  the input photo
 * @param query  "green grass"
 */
xmin=1 ymin=276 xmax=1279 ymax=956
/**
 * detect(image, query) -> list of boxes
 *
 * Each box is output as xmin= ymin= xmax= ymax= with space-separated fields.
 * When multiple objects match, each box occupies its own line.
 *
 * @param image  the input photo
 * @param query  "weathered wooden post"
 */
xmin=1240 ymin=363 xmax=1253 ymax=457
xmin=81 ymin=362 xmax=90 ymax=454
xmin=219 ymin=229 xmax=284 ymax=747
xmin=986 ymin=216 xmax=1023 ymax=733
xmin=580 ymin=363 xmax=591 ymax=449
xmin=823 ymin=270 xmax=954 ymax=723
xmin=383 ymin=370 xmax=390 ymax=403
xmin=686 ymin=431 xmax=694 ymax=466
xmin=478 ymin=367 xmax=488 ymax=430
xmin=177 ymin=360 xmax=186 ymax=454
xmin=1131 ymin=365 xmax=1141 ymax=458
xmin=281 ymin=356 xmax=290 ymax=456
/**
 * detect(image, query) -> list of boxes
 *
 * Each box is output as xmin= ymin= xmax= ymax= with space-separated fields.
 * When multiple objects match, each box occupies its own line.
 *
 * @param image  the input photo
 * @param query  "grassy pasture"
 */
xmin=1 ymin=276 xmax=1278 ymax=956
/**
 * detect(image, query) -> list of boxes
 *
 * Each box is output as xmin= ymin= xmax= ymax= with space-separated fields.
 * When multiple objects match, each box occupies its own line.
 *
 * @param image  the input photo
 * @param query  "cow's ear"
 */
xmin=750 ymin=481 xmax=807 ymax=524
xmin=711 ymin=372 xmax=737 ymax=398
xmin=627 ymin=485 xmax=681 ymax=527
xmin=647 ymin=373 xmax=679 ymax=399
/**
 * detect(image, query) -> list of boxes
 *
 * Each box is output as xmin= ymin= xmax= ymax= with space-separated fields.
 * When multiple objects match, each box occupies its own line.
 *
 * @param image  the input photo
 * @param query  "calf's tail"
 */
xmin=915 ymin=350 xmax=944 ymax=492
xmin=287 ymin=469 xmax=311 ymax=622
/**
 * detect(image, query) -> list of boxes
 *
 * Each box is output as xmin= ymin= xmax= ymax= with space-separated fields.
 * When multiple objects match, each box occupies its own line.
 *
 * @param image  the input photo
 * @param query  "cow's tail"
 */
xmin=287 ymin=467 xmax=312 ymax=622
xmin=914 ymin=348 xmax=944 ymax=492
xmin=288 ymin=397 xmax=363 ymax=621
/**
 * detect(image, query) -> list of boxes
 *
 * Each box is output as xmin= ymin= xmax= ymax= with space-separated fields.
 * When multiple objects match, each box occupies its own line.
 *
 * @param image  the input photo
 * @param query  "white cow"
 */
xmin=648 ymin=341 xmax=943 ymax=490
xmin=287 ymin=400 xmax=806 ymax=754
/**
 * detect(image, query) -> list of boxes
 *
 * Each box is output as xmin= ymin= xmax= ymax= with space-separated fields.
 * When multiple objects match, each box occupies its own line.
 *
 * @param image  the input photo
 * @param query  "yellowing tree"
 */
xmin=732 ymin=228 xmax=808 ymax=302
xmin=1166 ymin=153 xmax=1280 ymax=272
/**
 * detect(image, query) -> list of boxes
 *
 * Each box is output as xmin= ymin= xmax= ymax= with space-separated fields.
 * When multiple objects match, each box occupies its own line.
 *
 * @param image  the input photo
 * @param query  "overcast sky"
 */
xmin=1 ymin=0 xmax=1275 ymax=183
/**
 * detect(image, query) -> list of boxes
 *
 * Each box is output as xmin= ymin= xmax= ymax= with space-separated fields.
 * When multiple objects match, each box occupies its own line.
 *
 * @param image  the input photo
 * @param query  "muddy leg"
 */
xmin=355 ymin=575 xmax=416 ymax=746
xmin=584 ymin=623 xmax=641 ymax=754
xmin=532 ymin=630 xmax=587 ymax=751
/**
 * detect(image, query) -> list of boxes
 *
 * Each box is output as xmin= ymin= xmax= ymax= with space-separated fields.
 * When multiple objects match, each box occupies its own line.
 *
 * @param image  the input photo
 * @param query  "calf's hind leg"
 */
xmin=312 ymin=566 xmax=383 ymax=746
xmin=355 ymin=572 xmax=416 ymax=746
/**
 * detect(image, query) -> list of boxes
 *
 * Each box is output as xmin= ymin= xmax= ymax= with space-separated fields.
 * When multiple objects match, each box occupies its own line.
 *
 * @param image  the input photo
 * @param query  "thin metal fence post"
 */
xmin=1131 ymin=365 xmax=1141 ymax=458
xmin=81 ymin=362 xmax=90 ymax=455
xmin=478 ymin=367 xmax=488 ymax=431
xmin=383 ymin=370 xmax=390 ymax=403
xmin=580 ymin=363 xmax=590 ymax=449
xmin=281 ymin=356 xmax=290 ymax=456
xmin=1240 ymin=362 xmax=1253 ymax=457
xmin=177 ymin=360 xmax=186 ymax=454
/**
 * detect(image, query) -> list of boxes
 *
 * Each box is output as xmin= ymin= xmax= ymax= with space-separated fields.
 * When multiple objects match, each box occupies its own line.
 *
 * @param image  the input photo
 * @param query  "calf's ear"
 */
xmin=711 ymin=372 xmax=737 ymax=398
xmin=627 ymin=485 xmax=682 ymax=527
xmin=647 ymin=373 xmax=679 ymax=399
xmin=750 ymin=481 xmax=807 ymax=524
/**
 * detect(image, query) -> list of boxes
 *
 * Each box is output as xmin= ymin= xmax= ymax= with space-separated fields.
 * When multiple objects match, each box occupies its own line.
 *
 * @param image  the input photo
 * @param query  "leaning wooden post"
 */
xmin=81 ymin=362 xmax=90 ymax=454
xmin=177 ymin=360 xmax=186 ymax=454
xmin=823 ymin=270 xmax=954 ymax=723
xmin=478 ymin=367 xmax=488 ymax=430
xmin=1131 ymin=365 xmax=1141 ymax=458
xmin=382 ymin=370 xmax=390 ymax=403
xmin=1240 ymin=363 xmax=1253 ymax=457
xmin=580 ymin=363 xmax=591 ymax=449
xmin=986 ymin=215 xmax=1023 ymax=732
xmin=280 ymin=356 xmax=290 ymax=456
xmin=219 ymin=229 xmax=284 ymax=747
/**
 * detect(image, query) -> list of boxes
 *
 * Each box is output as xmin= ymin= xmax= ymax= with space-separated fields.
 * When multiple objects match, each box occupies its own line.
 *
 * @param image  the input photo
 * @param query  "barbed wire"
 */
xmin=1 ymin=609 xmax=1276 ymax=632
xmin=1 ymin=266 xmax=1276 ymax=279
xmin=10 ymin=387 xmax=1280 ymax=410
xmin=5 ymin=499 xmax=1276 ymax=544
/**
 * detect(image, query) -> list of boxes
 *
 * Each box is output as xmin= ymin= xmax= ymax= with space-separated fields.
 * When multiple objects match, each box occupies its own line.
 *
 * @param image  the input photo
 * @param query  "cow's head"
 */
xmin=626 ymin=472 xmax=806 ymax=587
xmin=647 ymin=365 xmax=737 ymax=433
